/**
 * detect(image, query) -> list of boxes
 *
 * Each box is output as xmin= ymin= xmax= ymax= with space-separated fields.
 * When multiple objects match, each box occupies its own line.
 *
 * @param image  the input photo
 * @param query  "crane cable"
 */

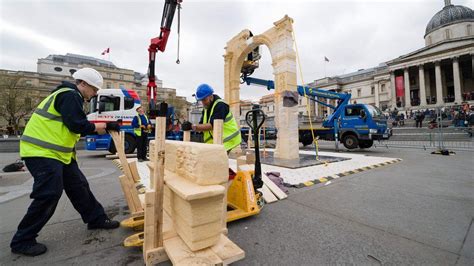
xmin=291 ymin=26 xmax=319 ymax=161
xmin=176 ymin=3 xmax=181 ymax=64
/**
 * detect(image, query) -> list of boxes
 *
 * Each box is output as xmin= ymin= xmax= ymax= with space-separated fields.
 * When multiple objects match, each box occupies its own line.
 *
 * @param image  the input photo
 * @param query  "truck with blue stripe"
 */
xmin=85 ymin=87 xmax=182 ymax=154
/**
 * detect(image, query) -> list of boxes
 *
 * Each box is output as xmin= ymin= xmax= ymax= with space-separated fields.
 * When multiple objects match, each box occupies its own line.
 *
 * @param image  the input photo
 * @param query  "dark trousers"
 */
xmin=136 ymin=132 xmax=148 ymax=160
xmin=10 ymin=157 xmax=106 ymax=249
xmin=416 ymin=120 xmax=423 ymax=128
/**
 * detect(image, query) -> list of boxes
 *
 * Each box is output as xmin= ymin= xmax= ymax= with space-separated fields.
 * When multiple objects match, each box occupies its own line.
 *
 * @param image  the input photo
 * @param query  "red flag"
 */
xmin=101 ymin=48 xmax=110 ymax=55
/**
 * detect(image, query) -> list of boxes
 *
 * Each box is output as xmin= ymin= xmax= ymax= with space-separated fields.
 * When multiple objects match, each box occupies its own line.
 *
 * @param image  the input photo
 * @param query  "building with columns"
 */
xmin=306 ymin=0 xmax=473 ymax=115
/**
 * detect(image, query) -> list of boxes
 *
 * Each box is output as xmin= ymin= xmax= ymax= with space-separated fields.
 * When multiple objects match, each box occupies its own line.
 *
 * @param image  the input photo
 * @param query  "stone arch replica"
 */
xmin=224 ymin=15 xmax=299 ymax=160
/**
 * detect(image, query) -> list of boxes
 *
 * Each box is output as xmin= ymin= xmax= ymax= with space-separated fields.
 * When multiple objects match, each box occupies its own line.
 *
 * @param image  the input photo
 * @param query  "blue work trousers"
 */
xmin=10 ymin=157 xmax=106 ymax=249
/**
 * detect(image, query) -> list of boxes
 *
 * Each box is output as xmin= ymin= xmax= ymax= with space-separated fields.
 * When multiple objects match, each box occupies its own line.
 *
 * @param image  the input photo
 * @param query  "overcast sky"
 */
xmin=1 ymin=0 xmax=473 ymax=102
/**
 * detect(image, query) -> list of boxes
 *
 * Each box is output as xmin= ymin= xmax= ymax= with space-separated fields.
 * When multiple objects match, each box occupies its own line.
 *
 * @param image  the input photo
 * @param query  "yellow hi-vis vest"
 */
xmin=203 ymin=99 xmax=241 ymax=151
xmin=20 ymin=88 xmax=81 ymax=164
xmin=134 ymin=114 xmax=150 ymax=136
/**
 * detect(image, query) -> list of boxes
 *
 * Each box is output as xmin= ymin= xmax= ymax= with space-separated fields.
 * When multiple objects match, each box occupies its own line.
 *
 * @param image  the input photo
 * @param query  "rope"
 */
xmin=291 ymin=26 xmax=319 ymax=161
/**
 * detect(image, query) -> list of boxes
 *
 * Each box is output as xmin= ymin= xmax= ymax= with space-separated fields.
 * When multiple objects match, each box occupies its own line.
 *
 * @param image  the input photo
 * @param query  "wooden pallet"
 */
xmin=110 ymin=119 xmax=245 ymax=265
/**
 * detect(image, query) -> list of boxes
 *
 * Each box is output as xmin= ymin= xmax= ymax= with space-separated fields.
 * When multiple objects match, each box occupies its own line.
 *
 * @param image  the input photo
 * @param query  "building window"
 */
xmin=119 ymin=74 xmax=124 ymax=80
xmin=381 ymin=84 xmax=386 ymax=92
xmin=445 ymin=29 xmax=450 ymax=39
xmin=371 ymin=86 xmax=375 ymax=95
xmin=107 ymin=73 xmax=112 ymax=78
xmin=427 ymin=36 xmax=432 ymax=45
xmin=119 ymin=83 xmax=124 ymax=88
xmin=467 ymin=24 xmax=472 ymax=36
xmin=357 ymin=89 xmax=361 ymax=97
xmin=54 ymin=67 xmax=62 ymax=72
xmin=106 ymin=82 xmax=112 ymax=89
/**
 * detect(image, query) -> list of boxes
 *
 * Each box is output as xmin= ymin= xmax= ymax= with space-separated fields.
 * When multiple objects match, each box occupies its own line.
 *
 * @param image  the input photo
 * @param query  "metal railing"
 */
xmin=375 ymin=107 xmax=473 ymax=151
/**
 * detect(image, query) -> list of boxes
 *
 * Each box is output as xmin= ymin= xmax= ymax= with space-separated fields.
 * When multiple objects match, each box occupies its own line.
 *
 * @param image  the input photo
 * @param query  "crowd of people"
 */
xmin=388 ymin=102 xmax=474 ymax=128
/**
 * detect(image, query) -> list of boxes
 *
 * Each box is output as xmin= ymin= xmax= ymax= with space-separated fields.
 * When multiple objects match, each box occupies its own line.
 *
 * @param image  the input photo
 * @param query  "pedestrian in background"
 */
xmin=132 ymin=106 xmax=152 ymax=162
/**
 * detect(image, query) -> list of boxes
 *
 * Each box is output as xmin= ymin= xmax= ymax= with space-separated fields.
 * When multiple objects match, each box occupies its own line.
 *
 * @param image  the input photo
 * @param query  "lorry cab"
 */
xmin=339 ymin=104 xmax=389 ymax=149
xmin=86 ymin=88 xmax=142 ymax=153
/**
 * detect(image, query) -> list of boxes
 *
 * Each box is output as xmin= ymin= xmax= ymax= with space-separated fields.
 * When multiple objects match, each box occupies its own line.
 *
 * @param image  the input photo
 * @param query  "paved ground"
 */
xmin=0 ymin=147 xmax=472 ymax=265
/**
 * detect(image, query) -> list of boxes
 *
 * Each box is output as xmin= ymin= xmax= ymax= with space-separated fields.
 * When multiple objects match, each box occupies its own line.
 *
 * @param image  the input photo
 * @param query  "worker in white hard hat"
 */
xmin=11 ymin=67 xmax=121 ymax=257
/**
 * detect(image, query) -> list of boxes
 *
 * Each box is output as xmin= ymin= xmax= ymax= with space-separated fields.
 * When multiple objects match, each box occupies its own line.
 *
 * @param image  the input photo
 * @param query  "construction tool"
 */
xmin=227 ymin=105 xmax=265 ymax=222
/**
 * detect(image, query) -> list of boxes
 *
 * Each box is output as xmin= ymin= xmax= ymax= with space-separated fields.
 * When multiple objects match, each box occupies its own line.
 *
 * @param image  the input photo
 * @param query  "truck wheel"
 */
xmin=300 ymin=132 xmax=313 ymax=146
xmin=124 ymin=134 xmax=137 ymax=154
xmin=342 ymin=135 xmax=359 ymax=149
xmin=108 ymin=142 xmax=117 ymax=154
xmin=358 ymin=139 xmax=373 ymax=149
xmin=108 ymin=134 xmax=137 ymax=154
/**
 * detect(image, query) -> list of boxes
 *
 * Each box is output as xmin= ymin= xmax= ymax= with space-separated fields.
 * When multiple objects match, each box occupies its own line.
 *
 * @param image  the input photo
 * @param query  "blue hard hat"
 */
xmin=195 ymin=84 xmax=214 ymax=101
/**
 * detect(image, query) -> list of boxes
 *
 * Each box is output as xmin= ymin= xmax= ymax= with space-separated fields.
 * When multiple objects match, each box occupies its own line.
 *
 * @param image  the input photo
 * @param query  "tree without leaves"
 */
xmin=0 ymin=73 xmax=40 ymax=135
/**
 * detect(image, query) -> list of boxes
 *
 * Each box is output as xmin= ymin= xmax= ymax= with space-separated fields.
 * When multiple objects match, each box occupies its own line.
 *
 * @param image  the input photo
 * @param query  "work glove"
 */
xmin=181 ymin=121 xmax=193 ymax=131
xmin=106 ymin=122 xmax=121 ymax=132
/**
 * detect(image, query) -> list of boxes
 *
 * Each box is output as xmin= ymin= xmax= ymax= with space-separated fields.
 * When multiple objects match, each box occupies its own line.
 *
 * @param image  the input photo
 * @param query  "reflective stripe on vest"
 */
xmin=20 ymin=87 xmax=81 ymax=164
xmin=134 ymin=114 xmax=150 ymax=137
xmin=202 ymin=99 xmax=241 ymax=151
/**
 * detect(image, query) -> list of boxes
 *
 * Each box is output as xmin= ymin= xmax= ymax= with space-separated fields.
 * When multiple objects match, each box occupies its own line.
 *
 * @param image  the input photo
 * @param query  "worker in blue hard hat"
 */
xmin=182 ymin=84 xmax=241 ymax=152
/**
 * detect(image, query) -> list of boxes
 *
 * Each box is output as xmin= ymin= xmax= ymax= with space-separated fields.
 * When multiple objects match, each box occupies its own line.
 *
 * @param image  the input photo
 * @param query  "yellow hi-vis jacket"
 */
xmin=134 ymin=114 xmax=150 ymax=137
xmin=20 ymin=88 xmax=81 ymax=164
xmin=203 ymin=99 xmax=241 ymax=151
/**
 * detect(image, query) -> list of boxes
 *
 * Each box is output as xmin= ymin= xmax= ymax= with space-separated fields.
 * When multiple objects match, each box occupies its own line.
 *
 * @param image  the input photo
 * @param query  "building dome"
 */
xmin=425 ymin=3 xmax=474 ymax=36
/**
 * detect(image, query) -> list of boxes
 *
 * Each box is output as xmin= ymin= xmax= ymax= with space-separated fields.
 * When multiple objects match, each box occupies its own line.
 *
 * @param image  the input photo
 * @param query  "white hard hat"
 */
xmin=72 ymin=68 xmax=103 ymax=90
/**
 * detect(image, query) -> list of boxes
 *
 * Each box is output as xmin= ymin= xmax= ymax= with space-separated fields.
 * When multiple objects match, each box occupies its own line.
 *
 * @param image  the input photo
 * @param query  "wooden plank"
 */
xmin=105 ymin=153 xmax=137 ymax=159
xmin=119 ymin=175 xmax=137 ymax=213
xmin=165 ymin=172 xmax=225 ymax=201
xmin=261 ymin=175 xmax=287 ymax=200
xmin=164 ymin=236 xmax=223 ymax=266
xmin=183 ymin=130 xmax=191 ymax=142
xmin=153 ymin=116 xmax=166 ymax=248
xmin=129 ymin=161 xmax=141 ymax=183
xmin=258 ymin=183 xmax=278 ymax=203
xmin=210 ymin=234 xmax=245 ymax=265
xmin=213 ymin=119 xmax=223 ymax=145
xmin=109 ymin=131 xmax=133 ymax=181
xmin=123 ymin=172 xmax=143 ymax=212
xmin=144 ymin=191 xmax=156 ymax=257
xmin=145 ymin=247 xmax=168 ymax=266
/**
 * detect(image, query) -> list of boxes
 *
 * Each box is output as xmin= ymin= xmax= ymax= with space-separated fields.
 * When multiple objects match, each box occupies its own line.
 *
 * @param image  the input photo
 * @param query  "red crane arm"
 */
xmin=147 ymin=0 xmax=181 ymax=111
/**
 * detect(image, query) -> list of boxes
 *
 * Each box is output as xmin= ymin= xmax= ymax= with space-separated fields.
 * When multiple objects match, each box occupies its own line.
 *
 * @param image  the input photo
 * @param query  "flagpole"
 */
xmin=323 ymin=56 xmax=329 ymax=77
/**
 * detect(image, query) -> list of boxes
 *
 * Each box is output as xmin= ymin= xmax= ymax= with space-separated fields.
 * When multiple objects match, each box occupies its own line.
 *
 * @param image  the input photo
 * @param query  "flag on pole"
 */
xmin=324 ymin=56 xmax=330 ymax=62
xmin=101 ymin=48 xmax=110 ymax=55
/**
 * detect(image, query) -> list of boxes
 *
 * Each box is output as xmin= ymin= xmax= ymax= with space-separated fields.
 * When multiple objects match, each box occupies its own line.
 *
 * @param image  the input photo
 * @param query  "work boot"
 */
xmin=87 ymin=218 xmax=120 ymax=230
xmin=11 ymin=243 xmax=47 ymax=256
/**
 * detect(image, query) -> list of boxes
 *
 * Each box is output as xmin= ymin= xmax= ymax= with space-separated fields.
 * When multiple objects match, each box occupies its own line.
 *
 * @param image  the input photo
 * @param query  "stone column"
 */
xmin=314 ymin=99 xmax=319 ymax=117
xmin=272 ymin=35 xmax=299 ymax=160
xmin=453 ymin=57 xmax=463 ymax=104
xmin=404 ymin=68 xmax=411 ymax=108
xmin=435 ymin=61 xmax=444 ymax=105
xmin=390 ymin=72 xmax=396 ymax=108
xmin=471 ymin=53 xmax=474 ymax=79
xmin=418 ymin=64 xmax=427 ymax=106
xmin=326 ymin=98 xmax=331 ymax=114
xmin=374 ymin=82 xmax=380 ymax=107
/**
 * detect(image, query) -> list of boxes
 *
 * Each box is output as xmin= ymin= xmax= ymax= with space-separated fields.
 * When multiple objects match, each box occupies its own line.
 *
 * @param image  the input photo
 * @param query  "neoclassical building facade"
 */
xmin=307 ymin=0 xmax=473 ymax=115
